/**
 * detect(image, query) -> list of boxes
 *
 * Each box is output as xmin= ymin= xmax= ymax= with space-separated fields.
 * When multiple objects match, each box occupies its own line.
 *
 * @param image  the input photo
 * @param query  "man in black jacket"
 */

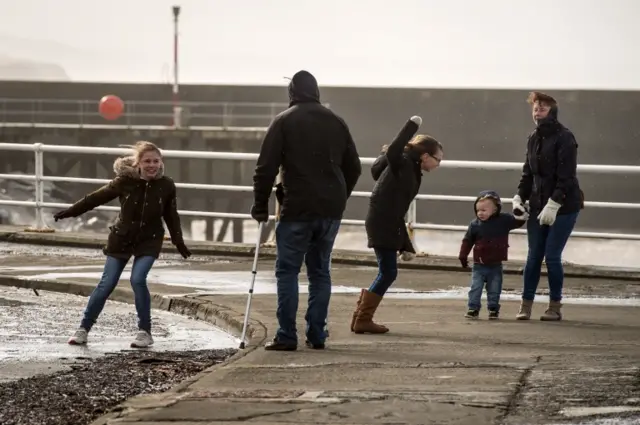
xmin=251 ymin=70 xmax=362 ymax=351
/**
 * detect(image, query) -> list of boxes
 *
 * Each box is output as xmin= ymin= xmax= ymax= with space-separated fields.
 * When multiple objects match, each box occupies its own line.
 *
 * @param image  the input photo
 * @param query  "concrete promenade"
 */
xmin=0 ymin=225 xmax=639 ymax=425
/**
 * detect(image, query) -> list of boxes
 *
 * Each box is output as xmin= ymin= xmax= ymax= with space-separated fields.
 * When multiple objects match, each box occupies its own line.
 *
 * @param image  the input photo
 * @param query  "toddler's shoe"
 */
xmin=465 ymin=309 xmax=479 ymax=319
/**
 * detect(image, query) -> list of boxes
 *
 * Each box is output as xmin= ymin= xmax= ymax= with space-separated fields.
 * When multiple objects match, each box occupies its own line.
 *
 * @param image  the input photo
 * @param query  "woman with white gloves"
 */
xmin=513 ymin=91 xmax=584 ymax=321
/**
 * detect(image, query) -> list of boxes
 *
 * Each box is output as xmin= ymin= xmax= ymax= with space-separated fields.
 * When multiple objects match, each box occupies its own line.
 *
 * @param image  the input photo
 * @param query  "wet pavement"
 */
xmin=0 ymin=286 xmax=237 ymax=382
xmin=100 ymin=291 xmax=640 ymax=425
xmin=1 ymin=242 xmax=639 ymax=303
xmin=1 ymin=237 xmax=639 ymax=425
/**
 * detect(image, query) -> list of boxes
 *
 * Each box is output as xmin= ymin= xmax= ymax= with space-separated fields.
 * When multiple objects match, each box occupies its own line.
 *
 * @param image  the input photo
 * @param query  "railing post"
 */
xmin=34 ymin=143 xmax=43 ymax=228
xmin=24 ymin=143 xmax=54 ymax=233
xmin=269 ymin=103 xmax=276 ymax=123
xmin=173 ymin=105 xmax=183 ymax=129
xmin=405 ymin=199 xmax=418 ymax=253
xmin=222 ymin=103 xmax=229 ymax=128
xmin=78 ymin=100 xmax=83 ymax=126
xmin=126 ymin=101 xmax=133 ymax=127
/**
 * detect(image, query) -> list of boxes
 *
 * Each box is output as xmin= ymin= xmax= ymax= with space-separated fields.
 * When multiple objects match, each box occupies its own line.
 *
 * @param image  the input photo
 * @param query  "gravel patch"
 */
xmin=0 ymin=348 xmax=237 ymax=425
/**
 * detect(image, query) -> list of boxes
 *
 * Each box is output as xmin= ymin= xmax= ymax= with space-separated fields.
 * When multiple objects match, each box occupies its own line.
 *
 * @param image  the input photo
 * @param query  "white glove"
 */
xmin=399 ymin=251 xmax=415 ymax=262
xmin=512 ymin=195 xmax=527 ymax=215
xmin=410 ymin=116 xmax=422 ymax=127
xmin=537 ymin=199 xmax=561 ymax=226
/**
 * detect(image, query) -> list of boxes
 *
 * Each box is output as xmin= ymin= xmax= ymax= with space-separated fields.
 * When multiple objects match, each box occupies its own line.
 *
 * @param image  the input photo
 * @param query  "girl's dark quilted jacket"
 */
xmin=61 ymin=156 xmax=185 ymax=259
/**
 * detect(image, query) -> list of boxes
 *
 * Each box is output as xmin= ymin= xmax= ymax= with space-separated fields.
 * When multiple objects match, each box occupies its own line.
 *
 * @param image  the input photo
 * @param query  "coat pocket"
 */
xmin=109 ymin=224 xmax=130 ymax=236
xmin=107 ymin=225 xmax=133 ymax=254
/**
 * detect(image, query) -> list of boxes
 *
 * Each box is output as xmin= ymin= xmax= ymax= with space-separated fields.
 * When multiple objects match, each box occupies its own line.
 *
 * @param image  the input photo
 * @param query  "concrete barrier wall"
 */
xmin=1 ymin=80 xmax=639 ymax=234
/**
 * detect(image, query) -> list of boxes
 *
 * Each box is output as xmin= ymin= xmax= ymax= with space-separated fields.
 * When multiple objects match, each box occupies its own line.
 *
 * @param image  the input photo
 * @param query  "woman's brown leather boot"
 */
xmin=353 ymin=290 xmax=389 ymax=334
xmin=350 ymin=289 xmax=366 ymax=332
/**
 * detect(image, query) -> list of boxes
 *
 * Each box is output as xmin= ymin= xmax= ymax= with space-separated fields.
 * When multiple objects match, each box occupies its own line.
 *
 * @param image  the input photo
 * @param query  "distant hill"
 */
xmin=0 ymin=33 xmax=74 ymax=81
xmin=0 ymin=55 xmax=70 ymax=81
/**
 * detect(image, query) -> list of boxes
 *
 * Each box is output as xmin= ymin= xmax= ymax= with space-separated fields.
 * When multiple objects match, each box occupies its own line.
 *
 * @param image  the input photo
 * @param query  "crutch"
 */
xmin=239 ymin=221 xmax=265 ymax=349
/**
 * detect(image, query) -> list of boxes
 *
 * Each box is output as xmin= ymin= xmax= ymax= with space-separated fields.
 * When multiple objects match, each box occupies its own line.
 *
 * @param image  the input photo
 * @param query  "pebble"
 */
xmin=0 ymin=348 xmax=236 ymax=425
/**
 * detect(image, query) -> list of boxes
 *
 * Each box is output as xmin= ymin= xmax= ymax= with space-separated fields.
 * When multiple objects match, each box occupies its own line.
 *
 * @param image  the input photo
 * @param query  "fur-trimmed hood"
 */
xmin=113 ymin=156 xmax=164 ymax=179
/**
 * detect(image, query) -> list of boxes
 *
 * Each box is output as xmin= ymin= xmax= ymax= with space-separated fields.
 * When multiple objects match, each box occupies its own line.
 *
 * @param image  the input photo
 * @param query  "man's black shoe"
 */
xmin=264 ymin=338 xmax=297 ymax=351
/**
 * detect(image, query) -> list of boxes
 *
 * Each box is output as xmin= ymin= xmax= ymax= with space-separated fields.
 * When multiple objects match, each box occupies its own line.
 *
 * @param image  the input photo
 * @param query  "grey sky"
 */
xmin=1 ymin=0 xmax=638 ymax=89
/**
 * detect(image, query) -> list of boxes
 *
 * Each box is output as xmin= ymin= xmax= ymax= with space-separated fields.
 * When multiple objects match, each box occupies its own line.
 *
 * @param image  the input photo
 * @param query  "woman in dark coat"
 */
xmin=512 ymin=91 xmax=583 ymax=321
xmin=351 ymin=116 xmax=444 ymax=334
xmin=53 ymin=141 xmax=191 ymax=348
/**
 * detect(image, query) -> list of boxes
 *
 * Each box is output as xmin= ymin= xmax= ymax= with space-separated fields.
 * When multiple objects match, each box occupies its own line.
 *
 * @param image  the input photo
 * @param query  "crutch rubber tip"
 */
xmin=239 ymin=341 xmax=246 ymax=349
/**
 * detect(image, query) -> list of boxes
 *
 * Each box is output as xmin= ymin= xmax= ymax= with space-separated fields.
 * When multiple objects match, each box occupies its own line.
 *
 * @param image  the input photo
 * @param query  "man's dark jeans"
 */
xmin=274 ymin=219 xmax=341 ymax=346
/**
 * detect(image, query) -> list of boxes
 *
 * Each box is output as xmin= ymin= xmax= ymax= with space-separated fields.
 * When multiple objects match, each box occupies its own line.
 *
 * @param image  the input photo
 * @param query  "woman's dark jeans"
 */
xmin=523 ymin=212 xmax=579 ymax=302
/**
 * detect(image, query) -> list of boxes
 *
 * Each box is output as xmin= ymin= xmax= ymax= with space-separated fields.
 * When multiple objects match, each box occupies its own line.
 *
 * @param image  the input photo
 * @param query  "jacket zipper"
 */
xmin=139 ymin=181 xmax=149 ymax=231
xmin=121 ymin=194 xmax=130 ymax=212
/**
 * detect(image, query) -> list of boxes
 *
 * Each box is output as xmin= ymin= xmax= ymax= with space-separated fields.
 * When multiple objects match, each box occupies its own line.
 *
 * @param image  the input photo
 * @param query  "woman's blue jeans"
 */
xmin=368 ymin=248 xmax=398 ymax=297
xmin=523 ymin=213 xmax=578 ymax=302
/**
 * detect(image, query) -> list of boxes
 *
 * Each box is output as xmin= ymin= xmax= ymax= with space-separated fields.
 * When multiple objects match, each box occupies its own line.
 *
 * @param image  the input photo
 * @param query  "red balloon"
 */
xmin=99 ymin=95 xmax=124 ymax=120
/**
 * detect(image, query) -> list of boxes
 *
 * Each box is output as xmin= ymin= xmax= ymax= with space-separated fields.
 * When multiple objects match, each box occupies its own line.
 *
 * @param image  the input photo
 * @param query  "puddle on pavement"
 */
xmin=562 ymin=406 xmax=640 ymax=418
xmin=14 ymin=269 xmax=366 ymax=294
xmin=384 ymin=288 xmax=640 ymax=307
xmin=11 ymin=268 xmax=640 ymax=307
xmin=0 ymin=265 xmax=111 ymax=273
xmin=0 ymin=243 xmax=105 ymax=259
xmin=3 ymin=241 xmax=639 ymax=306
xmin=547 ymin=416 xmax=640 ymax=425
xmin=0 ymin=262 xmax=179 ymax=273
xmin=0 ymin=297 xmax=34 ymax=307
xmin=0 ymin=242 xmax=227 ymax=265
xmin=0 ymin=286 xmax=238 ymax=364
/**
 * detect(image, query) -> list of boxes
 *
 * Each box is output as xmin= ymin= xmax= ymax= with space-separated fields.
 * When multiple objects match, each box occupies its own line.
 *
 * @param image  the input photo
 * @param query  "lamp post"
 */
xmin=172 ymin=5 xmax=181 ymax=128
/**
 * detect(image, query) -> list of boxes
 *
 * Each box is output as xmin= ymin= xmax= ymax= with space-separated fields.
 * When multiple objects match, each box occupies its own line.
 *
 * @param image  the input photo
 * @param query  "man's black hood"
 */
xmin=288 ymin=70 xmax=320 ymax=106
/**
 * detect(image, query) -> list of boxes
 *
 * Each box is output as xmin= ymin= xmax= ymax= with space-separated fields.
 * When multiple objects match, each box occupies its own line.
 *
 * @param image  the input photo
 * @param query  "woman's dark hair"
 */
xmin=527 ymin=91 xmax=560 ymax=119
xmin=381 ymin=134 xmax=443 ymax=156
xmin=527 ymin=91 xmax=558 ymax=107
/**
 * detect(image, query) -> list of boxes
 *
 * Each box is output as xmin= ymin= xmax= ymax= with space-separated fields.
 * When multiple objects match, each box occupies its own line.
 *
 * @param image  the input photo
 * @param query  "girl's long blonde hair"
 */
xmin=119 ymin=141 xmax=162 ymax=165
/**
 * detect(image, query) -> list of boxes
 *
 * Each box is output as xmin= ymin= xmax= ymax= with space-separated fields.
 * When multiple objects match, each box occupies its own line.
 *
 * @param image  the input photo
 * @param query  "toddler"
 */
xmin=458 ymin=190 xmax=528 ymax=319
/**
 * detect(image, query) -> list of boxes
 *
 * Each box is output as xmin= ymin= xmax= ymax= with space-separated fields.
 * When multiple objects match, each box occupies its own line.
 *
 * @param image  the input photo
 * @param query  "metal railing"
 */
xmin=1 ymin=142 xmax=640 ymax=242
xmin=0 ymin=98 xmax=292 ymax=129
